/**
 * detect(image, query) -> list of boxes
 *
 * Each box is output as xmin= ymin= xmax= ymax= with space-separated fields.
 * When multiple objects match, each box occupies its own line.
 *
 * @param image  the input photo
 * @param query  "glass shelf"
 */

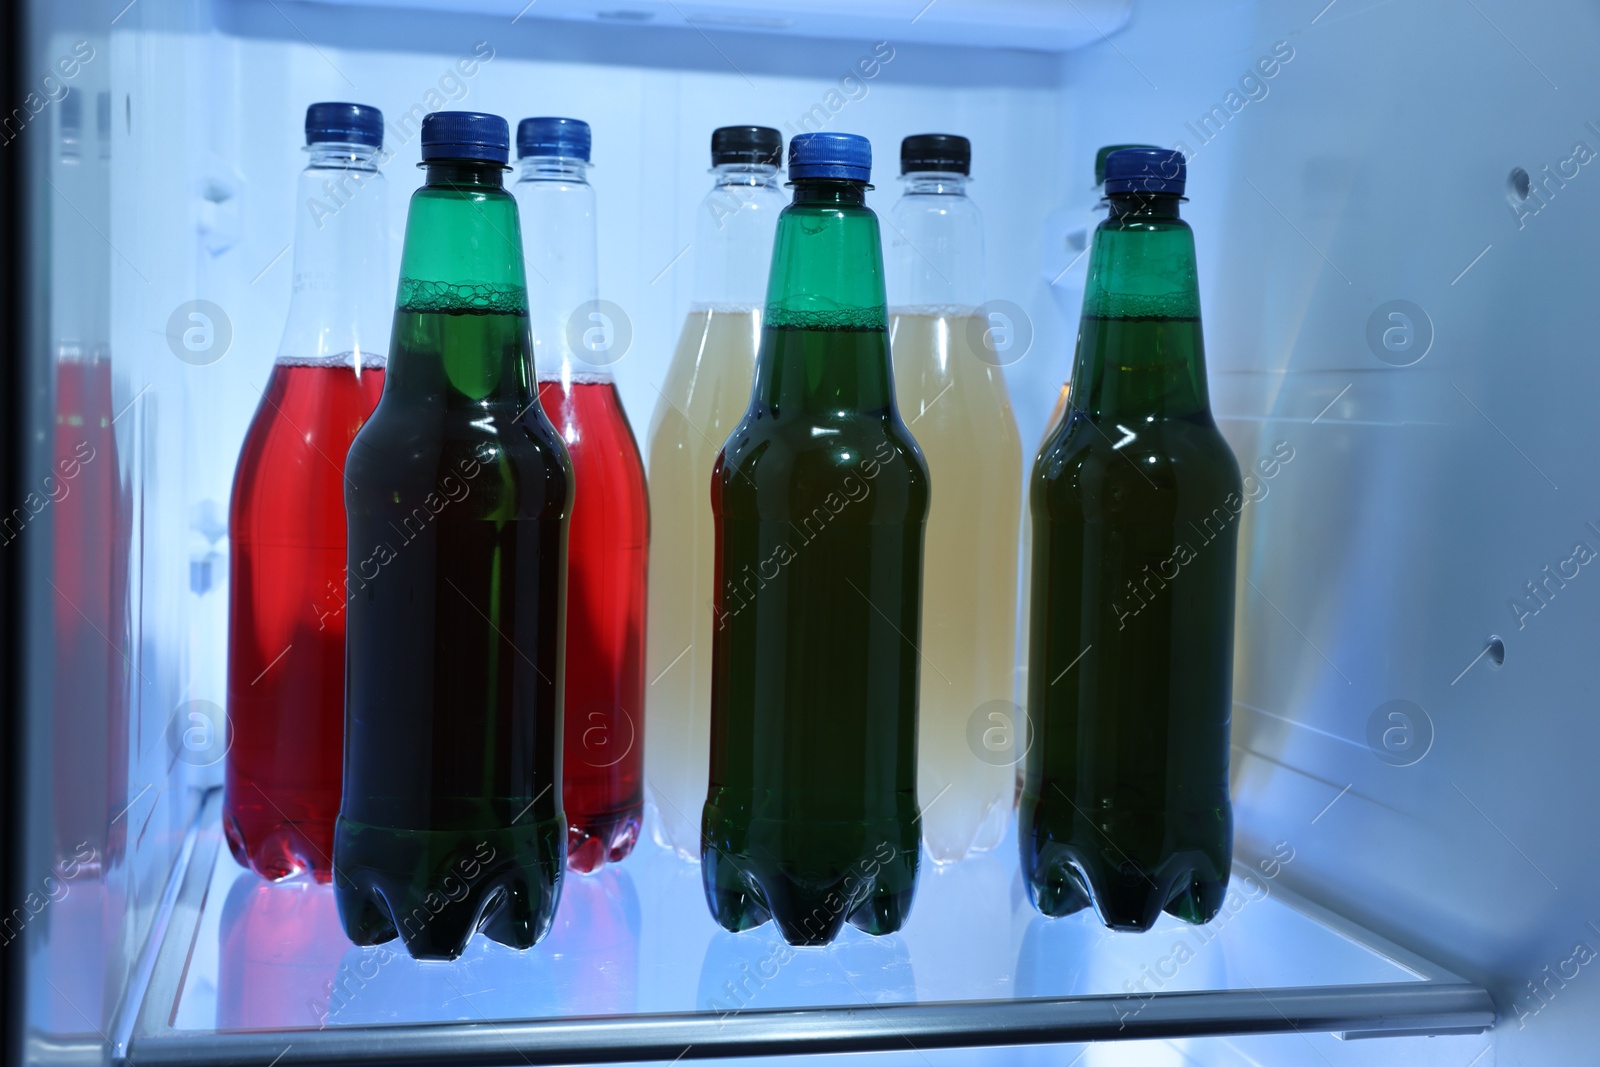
xmin=118 ymin=791 xmax=1492 ymax=1065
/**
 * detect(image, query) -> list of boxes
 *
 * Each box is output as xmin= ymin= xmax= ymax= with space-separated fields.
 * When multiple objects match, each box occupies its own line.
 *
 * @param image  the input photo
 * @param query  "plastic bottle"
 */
xmin=1022 ymin=148 xmax=1240 ymax=931
xmin=886 ymin=133 xmax=1022 ymax=863
xmin=514 ymin=116 xmax=650 ymax=874
xmin=1020 ymin=142 xmax=1160 ymax=806
xmin=704 ymin=132 xmax=928 ymax=947
xmin=645 ymin=125 xmax=785 ymax=860
xmin=336 ymin=112 xmax=571 ymax=959
xmin=226 ymin=102 xmax=389 ymax=882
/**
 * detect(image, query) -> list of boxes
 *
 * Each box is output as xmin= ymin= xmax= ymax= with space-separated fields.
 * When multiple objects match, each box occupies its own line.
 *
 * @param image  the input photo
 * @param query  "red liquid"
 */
xmin=49 ymin=357 xmax=127 ymax=872
xmin=538 ymin=377 xmax=649 ymax=874
xmin=226 ymin=360 xmax=385 ymax=883
xmin=43 ymin=355 xmax=128 ymax=1030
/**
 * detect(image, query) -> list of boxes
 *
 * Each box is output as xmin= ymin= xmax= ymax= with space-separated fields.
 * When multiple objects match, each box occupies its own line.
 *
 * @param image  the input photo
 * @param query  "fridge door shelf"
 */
xmin=113 ymin=789 xmax=1494 ymax=1065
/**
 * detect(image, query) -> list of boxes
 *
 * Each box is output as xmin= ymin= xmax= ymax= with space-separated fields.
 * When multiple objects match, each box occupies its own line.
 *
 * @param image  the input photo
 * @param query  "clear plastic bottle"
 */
xmin=886 ymin=134 xmax=1022 ymax=863
xmin=226 ymin=103 xmax=389 ymax=882
xmin=645 ymin=126 xmax=786 ymax=860
xmin=514 ymin=118 xmax=650 ymax=873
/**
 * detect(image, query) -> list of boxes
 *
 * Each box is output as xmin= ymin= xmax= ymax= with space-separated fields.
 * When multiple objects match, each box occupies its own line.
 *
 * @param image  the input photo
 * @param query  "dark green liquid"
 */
xmin=336 ymin=304 xmax=571 ymax=961
xmin=1021 ymin=314 xmax=1240 ymax=931
xmin=704 ymin=323 xmax=928 ymax=946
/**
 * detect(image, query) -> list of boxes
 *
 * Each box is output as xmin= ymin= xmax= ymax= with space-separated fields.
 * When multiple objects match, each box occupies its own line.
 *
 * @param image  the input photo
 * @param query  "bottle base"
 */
xmin=333 ymin=815 xmax=565 ymax=961
xmin=647 ymin=812 xmax=704 ymax=864
xmin=567 ymin=805 xmax=643 ymax=874
xmin=1021 ymin=835 xmax=1229 ymax=932
xmin=224 ymin=805 xmax=333 ymax=884
xmin=922 ymin=791 xmax=1012 ymax=866
xmin=701 ymin=814 xmax=920 ymax=947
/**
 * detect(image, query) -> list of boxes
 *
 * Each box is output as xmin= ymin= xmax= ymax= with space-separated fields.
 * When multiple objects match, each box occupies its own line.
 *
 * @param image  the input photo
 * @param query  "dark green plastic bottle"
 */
xmin=1021 ymin=148 xmax=1240 ymax=931
xmin=335 ymin=112 xmax=572 ymax=960
xmin=703 ymin=132 xmax=929 ymax=947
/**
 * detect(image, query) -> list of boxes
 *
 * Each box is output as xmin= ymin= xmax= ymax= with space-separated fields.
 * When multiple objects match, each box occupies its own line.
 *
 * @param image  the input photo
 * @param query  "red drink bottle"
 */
xmin=516 ymin=117 xmax=649 ymax=873
xmin=225 ymin=104 xmax=391 ymax=882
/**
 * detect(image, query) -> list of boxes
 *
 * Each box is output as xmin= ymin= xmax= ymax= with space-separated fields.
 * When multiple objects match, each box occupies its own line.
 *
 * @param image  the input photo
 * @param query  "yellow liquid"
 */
xmin=643 ymin=306 xmax=762 ymax=859
xmin=890 ymin=309 xmax=1022 ymax=863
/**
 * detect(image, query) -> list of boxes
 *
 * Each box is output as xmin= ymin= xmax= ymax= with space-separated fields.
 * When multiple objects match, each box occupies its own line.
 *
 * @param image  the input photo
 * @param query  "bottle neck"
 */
xmin=513 ymin=155 xmax=603 ymax=382
xmin=278 ymin=142 xmax=390 ymax=369
xmin=886 ymin=170 xmax=982 ymax=311
xmin=423 ymin=158 xmax=508 ymax=187
xmin=764 ymin=179 xmax=884 ymax=326
xmin=692 ymin=163 xmax=784 ymax=309
xmin=1105 ymin=189 xmax=1182 ymax=220
xmin=389 ymin=156 xmax=534 ymax=409
xmin=397 ymin=157 xmax=523 ymax=289
xmin=791 ymin=178 xmax=868 ymax=208
xmin=1071 ymin=192 xmax=1209 ymax=419
xmin=755 ymin=178 xmax=895 ymax=415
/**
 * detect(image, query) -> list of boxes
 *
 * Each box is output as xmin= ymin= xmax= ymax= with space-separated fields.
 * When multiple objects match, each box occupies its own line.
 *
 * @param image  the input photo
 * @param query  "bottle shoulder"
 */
xmin=410 ymin=181 xmax=515 ymax=205
xmin=716 ymin=410 xmax=928 ymax=518
xmin=232 ymin=365 xmax=379 ymax=485
xmin=347 ymin=403 xmax=572 ymax=519
xmin=1035 ymin=410 xmax=1241 ymax=518
xmin=721 ymin=407 xmax=923 ymax=458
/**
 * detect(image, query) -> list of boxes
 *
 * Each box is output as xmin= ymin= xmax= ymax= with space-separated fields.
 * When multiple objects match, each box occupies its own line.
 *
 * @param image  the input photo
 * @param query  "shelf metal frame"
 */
xmin=116 ymin=790 xmax=1494 ymax=1066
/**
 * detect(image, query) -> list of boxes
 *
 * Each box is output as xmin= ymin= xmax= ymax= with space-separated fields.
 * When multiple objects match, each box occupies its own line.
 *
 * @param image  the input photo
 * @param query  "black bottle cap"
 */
xmin=711 ymin=126 xmax=783 ymax=167
xmin=900 ymin=133 xmax=970 ymax=176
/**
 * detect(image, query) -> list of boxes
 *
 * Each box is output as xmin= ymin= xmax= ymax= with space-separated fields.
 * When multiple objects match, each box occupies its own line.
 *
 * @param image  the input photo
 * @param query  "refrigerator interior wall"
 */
xmin=13 ymin=0 xmax=1596 ymax=1061
xmin=20 ymin=1 xmax=217 ymax=1058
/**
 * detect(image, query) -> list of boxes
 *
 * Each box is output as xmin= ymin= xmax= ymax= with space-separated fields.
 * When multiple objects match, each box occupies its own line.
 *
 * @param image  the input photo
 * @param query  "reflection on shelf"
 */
xmin=217 ymin=873 xmax=345 ymax=1030
xmin=176 ymin=808 xmax=1416 ymax=1034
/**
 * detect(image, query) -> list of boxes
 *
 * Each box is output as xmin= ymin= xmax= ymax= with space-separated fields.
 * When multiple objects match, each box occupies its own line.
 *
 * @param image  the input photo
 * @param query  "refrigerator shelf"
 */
xmin=299 ymin=0 xmax=1134 ymax=52
xmin=115 ymin=790 xmax=1494 ymax=1066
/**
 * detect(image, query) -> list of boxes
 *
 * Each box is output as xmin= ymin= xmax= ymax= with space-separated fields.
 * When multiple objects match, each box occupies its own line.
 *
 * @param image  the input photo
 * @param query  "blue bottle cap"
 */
xmin=1094 ymin=143 xmax=1159 ymax=187
xmin=788 ymin=132 xmax=872 ymax=182
xmin=1103 ymin=147 xmax=1186 ymax=196
xmin=420 ymin=111 xmax=509 ymax=164
xmin=517 ymin=117 xmax=592 ymax=162
xmin=305 ymin=102 xmax=384 ymax=149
